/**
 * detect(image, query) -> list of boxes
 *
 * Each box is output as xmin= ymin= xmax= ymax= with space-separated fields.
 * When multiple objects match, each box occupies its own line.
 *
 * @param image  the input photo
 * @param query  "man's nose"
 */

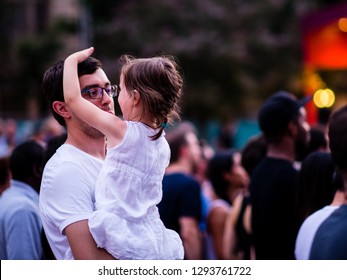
xmin=101 ymin=91 xmax=113 ymax=104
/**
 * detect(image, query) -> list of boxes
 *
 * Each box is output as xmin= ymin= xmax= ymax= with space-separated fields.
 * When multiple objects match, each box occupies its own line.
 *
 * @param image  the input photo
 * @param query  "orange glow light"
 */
xmin=338 ymin=18 xmax=347 ymax=32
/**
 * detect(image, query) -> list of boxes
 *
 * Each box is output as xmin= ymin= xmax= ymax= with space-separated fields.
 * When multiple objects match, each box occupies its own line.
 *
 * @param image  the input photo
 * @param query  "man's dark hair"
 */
xmin=258 ymin=91 xmax=310 ymax=144
xmin=241 ymin=134 xmax=268 ymax=176
xmin=0 ymin=157 xmax=10 ymax=186
xmin=9 ymin=140 xmax=44 ymax=185
xmin=165 ymin=121 xmax=197 ymax=164
xmin=42 ymin=57 xmax=102 ymax=126
xmin=207 ymin=150 xmax=235 ymax=204
xmin=328 ymin=104 xmax=347 ymax=172
xmin=43 ymin=133 xmax=67 ymax=166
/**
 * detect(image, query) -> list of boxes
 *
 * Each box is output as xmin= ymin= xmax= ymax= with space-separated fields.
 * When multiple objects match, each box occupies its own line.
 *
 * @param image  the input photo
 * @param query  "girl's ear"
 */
xmin=52 ymin=101 xmax=71 ymax=119
xmin=132 ymin=89 xmax=141 ymax=106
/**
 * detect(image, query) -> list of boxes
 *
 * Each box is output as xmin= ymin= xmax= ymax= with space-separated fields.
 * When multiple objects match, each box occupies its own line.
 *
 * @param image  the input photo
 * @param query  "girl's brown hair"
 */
xmin=120 ymin=55 xmax=183 ymax=140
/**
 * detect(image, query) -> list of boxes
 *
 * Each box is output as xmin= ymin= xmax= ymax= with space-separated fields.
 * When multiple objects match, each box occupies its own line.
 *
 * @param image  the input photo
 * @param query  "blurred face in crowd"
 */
xmin=295 ymin=107 xmax=310 ymax=159
xmin=226 ymin=152 xmax=250 ymax=191
xmin=184 ymin=132 xmax=202 ymax=174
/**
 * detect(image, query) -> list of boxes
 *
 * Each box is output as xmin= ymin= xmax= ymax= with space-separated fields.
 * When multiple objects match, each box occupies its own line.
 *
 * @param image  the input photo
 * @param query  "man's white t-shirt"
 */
xmin=39 ymin=144 xmax=103 ymax=260
xmin=295 ymin=205 xmax=338 ymax=260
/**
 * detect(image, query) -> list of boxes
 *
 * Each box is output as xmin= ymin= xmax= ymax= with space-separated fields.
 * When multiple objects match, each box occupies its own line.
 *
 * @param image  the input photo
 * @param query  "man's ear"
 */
xmin=52 ymin=101 xmax=71 ymax=119
xmin=288 ymin=121 xmax=298 ymax=138
xmin=180 ymin=144 xmax=189 ymax=158
xmin=223 ymin=171 xmax=233 ymax=183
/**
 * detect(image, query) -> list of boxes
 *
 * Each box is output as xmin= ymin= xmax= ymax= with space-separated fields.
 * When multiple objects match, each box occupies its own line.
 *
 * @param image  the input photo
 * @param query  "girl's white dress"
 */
xmin=88 ymin=121 xmax=184 ymax=259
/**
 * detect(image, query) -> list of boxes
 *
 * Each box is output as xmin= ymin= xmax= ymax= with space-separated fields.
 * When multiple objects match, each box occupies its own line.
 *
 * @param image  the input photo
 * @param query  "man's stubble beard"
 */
xmin=79 ymin=119 xmax=105 ymax=139
xmin=295 ymin=129 xmax=310 ymax=162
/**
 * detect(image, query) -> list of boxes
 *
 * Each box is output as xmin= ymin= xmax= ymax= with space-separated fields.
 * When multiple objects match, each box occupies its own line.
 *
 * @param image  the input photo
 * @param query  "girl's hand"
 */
xmin=63 ymin=47 xmax=95 ymax=104
xmin=66 ymin=47 xmax=94 ymax=63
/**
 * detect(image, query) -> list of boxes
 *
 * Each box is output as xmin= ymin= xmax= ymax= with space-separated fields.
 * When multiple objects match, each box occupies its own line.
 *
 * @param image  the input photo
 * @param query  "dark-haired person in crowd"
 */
xmin=205 ymin=150 xmax=249 ymax=259
xmin=295 ymin=166 xmax=345 ymax=260
xmin=0 ymin=157 xmax=10 ymax=195
xmin=250 ymin=91 xmax=310 ymax=260
xmin=42 ymin=133 xmax=67 ymax=167
xmin=240 ymin=134 xmax=268 ymax=177
xmin=0 ymin=140 xmax=45 ymax=259
xmin=0 ymin=119 xmax=19 ymax=157
xmin=309 ymin=104 xmax=347 ymax=259
xmin=222 ymin=133 xmax=268 ymax=260
xmin=295 ymin=151 xmax=337 ymax=228
xmin=158 ymin=121 xmax=203 ymax=259
xmin=307 ymin=126 xmax=329 ymax=154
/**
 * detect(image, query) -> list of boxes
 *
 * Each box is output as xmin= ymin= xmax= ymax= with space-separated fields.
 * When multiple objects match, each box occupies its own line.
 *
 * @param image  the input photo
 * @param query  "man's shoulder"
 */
xmin=41 ymin=144 xmax=101 ymax=199
xmin=252 ymin=157 xmax=298 ymax=183
xmin=309 ymin=206 xmax=347 ymax=259
xmin=313 ymin=207 xmax=347 ymax=245
xmin=255 ymin=157 xmax=295 ymax=170
xmin=45 ymin=144 xmax=102 ymax=172
xmin=0 ymin=189 xmax=38 ymax=219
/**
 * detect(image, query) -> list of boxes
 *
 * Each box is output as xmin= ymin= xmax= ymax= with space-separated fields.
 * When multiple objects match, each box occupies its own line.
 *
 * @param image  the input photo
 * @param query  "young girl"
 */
xmin=63 ymin=47 xmax=184 ymax=260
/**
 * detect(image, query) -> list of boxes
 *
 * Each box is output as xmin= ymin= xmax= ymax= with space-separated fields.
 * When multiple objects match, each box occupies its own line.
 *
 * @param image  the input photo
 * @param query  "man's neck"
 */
xmin=267 ymin=139 xmax=295 ymax=162
xmin=331 ymin=190 xmax=345 ymax=206
xmin=66 ymin=133 xmax=106 ymax=160
xmin=165 ymin=161 xmax=192 ymax=175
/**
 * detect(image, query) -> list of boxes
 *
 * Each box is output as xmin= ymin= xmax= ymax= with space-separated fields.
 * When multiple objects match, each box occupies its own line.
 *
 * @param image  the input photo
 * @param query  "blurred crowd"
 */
xmin=0 ymin=116 xmax=65 ymax=158
xmin=1 ymin=89 xmax=346 ymax=260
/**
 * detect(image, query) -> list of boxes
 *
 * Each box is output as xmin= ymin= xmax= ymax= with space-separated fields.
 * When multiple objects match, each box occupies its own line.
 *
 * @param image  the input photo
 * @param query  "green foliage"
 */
xmin=87 ymin=0 xmax=319 ymax=122
xmin=0 ymin=1 xmax=78 ymax=117
xmin=0 ymin=0 xmax=341 ymax=121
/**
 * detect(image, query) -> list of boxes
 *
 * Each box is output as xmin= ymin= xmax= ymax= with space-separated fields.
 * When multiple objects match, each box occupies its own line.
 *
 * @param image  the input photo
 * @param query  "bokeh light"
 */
xmin=338 ymin=18 xmax=347 ymax=32
xmin=313 ymin=88 xmax=335 ymax=108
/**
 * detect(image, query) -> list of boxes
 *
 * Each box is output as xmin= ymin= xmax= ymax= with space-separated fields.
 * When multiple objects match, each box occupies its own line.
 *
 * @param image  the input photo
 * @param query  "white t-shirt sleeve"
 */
xmin=41 ymin=161 xmax=95 ymax=234
xmin=295 ymin=206 xmax=337 ymax=260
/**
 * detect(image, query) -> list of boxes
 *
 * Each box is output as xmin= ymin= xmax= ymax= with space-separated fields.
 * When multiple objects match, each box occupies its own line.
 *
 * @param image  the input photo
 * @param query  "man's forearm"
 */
xmin=179 ymin=217 xmax=202 ymax=259
xmin=182 ymin=233 xmax=202 ymax=259
xmin=65 ymin=220 xmax=115 ymax=260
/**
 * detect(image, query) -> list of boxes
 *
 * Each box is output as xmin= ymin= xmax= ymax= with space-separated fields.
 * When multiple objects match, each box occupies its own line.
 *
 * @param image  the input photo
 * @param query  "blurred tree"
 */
xmin=1 ymin=0 xmax=344 ymax=125
xmin=0 ymin=0 xmax=17 ymax=116
xmin=16 ymin=17 xmax=78 ymax=118
xmin=84 ymin=0 xmax=326 ymax=126
xmin=0 ymin=0 xmax=77 ymax=119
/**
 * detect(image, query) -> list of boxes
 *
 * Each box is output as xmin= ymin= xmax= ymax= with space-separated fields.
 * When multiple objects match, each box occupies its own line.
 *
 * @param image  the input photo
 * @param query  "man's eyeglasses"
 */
xmin=81 ymin=85 xmax=119 ymax=99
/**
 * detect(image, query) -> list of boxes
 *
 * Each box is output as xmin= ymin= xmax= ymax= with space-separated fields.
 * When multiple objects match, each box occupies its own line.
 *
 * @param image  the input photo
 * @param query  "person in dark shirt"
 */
xmin=0 ymin=157 xmax=10 ymax=196
xmin=158 ymin=122 xmax=203 ymax=259
xmin=250 ymin=91 xmax=311 ymax=260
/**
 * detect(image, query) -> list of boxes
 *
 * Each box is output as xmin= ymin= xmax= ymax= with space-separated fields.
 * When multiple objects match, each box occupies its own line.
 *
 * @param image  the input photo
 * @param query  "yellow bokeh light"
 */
xmin=338 ymin=18 xmax=347 ymax=32
xmin=313 ymin=88 xmax=335 ymax=108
